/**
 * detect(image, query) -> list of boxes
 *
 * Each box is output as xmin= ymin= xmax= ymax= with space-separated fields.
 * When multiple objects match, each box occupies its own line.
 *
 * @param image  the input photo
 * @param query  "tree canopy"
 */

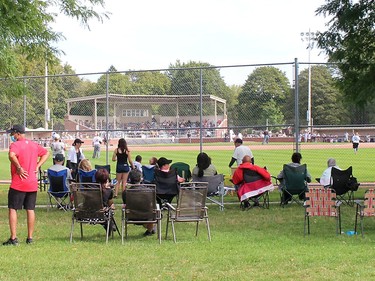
xmin=316 ymin=0 xmax=375 ymax=107
xmin=0 ymin=0 xmax=108 ymax=86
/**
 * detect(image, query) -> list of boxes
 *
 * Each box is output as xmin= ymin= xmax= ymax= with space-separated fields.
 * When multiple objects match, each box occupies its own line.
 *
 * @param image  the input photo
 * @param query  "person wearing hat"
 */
xmin=47 ymin=153 xmax=73 ymax=189
xmin=66 ymin=138 xmax=85 ymax=181
xmin=50 ymin=133 xmax=66 ymax=164
xmin=319 ymin=158 xmax=341 ymax=187
xmin=3 ymin=124 xmax=49 ymax=246
xmin=154 ymin=157 xmax=185 ymax=210
xmin=228 ymin=138 xmax=254 ymax=168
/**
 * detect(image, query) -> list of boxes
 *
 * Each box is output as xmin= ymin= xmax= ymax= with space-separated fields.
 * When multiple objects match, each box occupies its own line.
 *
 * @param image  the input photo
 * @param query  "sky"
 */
xmin=52 ymin=0 xmax=329 ymax=85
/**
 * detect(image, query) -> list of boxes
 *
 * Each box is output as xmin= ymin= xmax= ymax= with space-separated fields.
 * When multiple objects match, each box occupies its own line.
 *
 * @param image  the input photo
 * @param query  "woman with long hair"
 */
xmin=112 ymin=138 xmax=134 ymax=197
xmin=192 ymin=152 xmax=217 ymax=178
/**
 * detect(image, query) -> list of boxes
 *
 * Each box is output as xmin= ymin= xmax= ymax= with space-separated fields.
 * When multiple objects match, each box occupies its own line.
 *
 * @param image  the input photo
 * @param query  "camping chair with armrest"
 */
xmin=279 ymin=164 xmax=309 ymax=206
xmin=47 ymin=169 xmax=71 ymax=211
xmin=142 ymin=165 xmax=156 ymax=184
xmin=239 ymin=169 xmax=274 ymax=210
xmin=121 ymin=184 xmax=161 ymax=244
xmin=354 ymin=189 xmax=375 ymax=237
xmin=330 ymin=166 xmax=359 ymax=206
xmin=165 ymin=182 xmax=211 ymax=243
xmin=304 ymin=188 xmax=342 ymax=236
xmin=192 ymin=174 xmax=226 ymax=211
xmin=70 ymin=183 xmax=119 ymax=244
xmin=154 ymin=168 xmax=180 ymax=208
xmin=170 ymin=162 xmax=192 ymax=182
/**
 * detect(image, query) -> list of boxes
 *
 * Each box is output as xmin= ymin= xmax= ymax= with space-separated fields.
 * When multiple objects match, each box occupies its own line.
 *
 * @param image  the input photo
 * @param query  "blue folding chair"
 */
xmin=47 ymin=169 xmax=71 ymax=211
xmin=142 ymin=165 xmax=155 ymax=183
xmin=78 ymin=169 xmax=97 ymax=183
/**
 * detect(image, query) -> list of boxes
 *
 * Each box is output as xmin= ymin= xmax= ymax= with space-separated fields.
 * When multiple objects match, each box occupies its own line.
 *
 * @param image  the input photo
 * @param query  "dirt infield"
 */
xmin=127 ymin=142 xmax=375 ymax=151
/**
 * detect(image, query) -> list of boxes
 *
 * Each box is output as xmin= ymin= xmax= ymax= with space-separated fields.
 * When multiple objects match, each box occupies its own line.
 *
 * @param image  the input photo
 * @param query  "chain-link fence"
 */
xmin=1 ymin=60 xmax=375 ymax=180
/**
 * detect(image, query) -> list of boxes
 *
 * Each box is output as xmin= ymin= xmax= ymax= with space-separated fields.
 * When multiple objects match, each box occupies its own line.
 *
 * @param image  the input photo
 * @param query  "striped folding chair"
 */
xmin=354 ymin=189 xmax=375 ymax=237
xmin=304 ymin=188 xmax=342 ymax=236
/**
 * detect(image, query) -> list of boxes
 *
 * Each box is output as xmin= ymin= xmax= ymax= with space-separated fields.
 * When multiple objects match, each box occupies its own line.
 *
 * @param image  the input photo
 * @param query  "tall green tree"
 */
xmin=237 ymin=67 xmax=290 ymax=128
xmin=296 ymin=65 xmax=349 ymax=126
xmin=0 ymin=0 xmax=108 ymax=95
xmin=316 ymin=0 xmax=375 ymax=107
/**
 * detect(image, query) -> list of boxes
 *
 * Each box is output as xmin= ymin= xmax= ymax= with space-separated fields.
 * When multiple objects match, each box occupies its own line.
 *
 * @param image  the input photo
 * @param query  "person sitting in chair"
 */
xmin=277 ymin=152 xmax=311 ymax=203
xmin=154 ymin=157 xmax=184 ymax=207
xmin=192 ymin=152 xmax=217 ymax=178
xmin=232 ymin=155 xmax=273 ymax=208
xmin=319 ymin=158 xmax=341 ymax=187
xmin=122 ymin=169 xmax=156 ymax=236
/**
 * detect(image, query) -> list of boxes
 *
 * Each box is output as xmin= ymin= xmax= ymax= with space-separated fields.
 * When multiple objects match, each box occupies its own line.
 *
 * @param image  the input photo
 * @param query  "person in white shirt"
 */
xmin=92 ymin=135 xmax=102 ymax=159
xmin=50 ymin=134 xmax=65 ymax=164
xmin=228 ymin=138 xmax=254 ymax=167
xmin=66 ymin=138 xmax=85 ymax=180
xmin=133 ymin=155 xmax=143 ymax=173
xmin=320 ymin=158 xmax=341 ymax=187
xmin=352 ymin=132 xmax=360 ymax=154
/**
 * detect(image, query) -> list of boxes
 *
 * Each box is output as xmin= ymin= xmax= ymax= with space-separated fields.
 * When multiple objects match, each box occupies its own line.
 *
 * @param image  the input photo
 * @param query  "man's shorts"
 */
xmin=8 ymin=188 xmax=37 ymax=210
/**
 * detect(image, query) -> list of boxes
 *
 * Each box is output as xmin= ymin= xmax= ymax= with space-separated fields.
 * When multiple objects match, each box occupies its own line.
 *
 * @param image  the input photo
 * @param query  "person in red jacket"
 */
xmin=232 ymin=155 xmax=274 ymax=208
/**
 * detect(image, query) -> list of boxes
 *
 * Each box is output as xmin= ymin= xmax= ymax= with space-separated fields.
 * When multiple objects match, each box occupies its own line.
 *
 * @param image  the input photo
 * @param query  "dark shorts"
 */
xmin=353 ymin=143 xmax=359 ymax=149
xmin=8 ymin=188 xmax=37 ymax=210
xmin=116 ymin=163 xmax=130 ymax=173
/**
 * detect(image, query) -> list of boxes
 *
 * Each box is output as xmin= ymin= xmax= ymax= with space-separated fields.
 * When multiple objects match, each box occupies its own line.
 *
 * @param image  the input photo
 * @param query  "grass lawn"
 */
xmin=0 ymin=143 xmax=375 ymax=280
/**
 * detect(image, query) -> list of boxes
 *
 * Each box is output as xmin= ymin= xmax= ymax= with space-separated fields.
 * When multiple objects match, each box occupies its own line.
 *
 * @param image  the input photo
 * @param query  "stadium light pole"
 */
xmin=300 ymin=29 xmax=317 ymax=132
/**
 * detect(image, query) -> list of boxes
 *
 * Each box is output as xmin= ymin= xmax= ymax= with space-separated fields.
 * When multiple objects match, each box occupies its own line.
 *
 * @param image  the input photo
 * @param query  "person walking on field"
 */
xmin=352 ymin=132 xmax=360 ymax=154
xmin=3 ymin=125 xmax=49 ymax=246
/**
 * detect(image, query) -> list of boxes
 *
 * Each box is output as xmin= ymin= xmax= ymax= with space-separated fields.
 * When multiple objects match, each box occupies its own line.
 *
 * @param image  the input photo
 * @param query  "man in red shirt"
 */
xmin=3 ymin=125 xmax=49 ymax=246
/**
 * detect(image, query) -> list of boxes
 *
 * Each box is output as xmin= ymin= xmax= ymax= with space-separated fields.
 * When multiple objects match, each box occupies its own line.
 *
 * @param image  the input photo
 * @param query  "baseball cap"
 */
xmin=72 ymin=138 xmax=84 ymax=145
xmin=6 ymin=125 xmax=25 ymax=134
xmin=54 ymin=133 xmax=60 ymax=140
xmin=157 ymin=157 xmax=172 ymax=167
xmin=55 ymin=154 xmax=65 ymax=162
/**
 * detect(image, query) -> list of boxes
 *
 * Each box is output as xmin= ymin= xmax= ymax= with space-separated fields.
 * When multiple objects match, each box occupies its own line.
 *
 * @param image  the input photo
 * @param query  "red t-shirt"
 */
xmin=10 ymin=139 xmax=48 ymax=192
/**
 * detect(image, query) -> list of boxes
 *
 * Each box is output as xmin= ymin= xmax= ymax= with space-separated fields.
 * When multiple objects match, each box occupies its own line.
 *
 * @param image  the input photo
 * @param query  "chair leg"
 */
xmin=171 ymin=220 xmax=177 ymax=243
xmin=195 ymin=221 xmax=199 ymax=237
xmin=158 ymin=219 xmax=162 ymax=244
xmin=354 ymin=205 xmax=359 ymax=235
xmin=338 ymin=209 xmax=342 ymax=235
xmin=205 ymin=211 xmax=211 ymax=241
xmin=121 ymin=211 xmax=125 ymax=245
xmin=360 ymin=216 xmax=364 ymax=238
xmin=70 ymin=217 xmax=75 ymax=243
xmin=80 ymin=223 xmax=83 ymax=240
xmin=165 ymin=213 xmax=170 ymax=239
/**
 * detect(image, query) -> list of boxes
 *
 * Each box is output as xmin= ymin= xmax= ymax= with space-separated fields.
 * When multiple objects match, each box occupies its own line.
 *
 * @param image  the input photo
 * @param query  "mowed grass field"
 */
xmin=0 ymin=142 xmax=375 ymax=280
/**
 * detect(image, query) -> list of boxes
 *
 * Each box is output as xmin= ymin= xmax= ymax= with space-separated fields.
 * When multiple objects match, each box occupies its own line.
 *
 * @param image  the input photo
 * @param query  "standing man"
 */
xmin=3 ymin=125 xmax=49 ymax=246
xmin=228 ymin=138 xmax=254 ymax=168
xmin=92 ymin=134 xmax=102 ymax=159
xmin=352 ymin=132 xmax=360 ymax=154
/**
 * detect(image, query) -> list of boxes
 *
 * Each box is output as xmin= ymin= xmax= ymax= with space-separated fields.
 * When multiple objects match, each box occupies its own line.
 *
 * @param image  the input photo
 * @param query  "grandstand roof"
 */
xmin=65 ymin=94 xmax=226 ymax=105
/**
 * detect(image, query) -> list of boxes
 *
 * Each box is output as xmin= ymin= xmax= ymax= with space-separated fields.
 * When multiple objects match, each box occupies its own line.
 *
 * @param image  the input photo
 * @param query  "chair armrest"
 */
xmin=165 ymin=202 xmax=176 ymax=211
xmin=354 ymin=199 xmax=364 ymax=207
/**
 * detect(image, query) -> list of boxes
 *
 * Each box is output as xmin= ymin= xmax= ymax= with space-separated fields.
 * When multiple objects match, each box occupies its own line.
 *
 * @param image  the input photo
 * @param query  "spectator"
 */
xmin=77 ymin=159 xmax=93 ymax=172
xmin=319 ymin=158 xmax=341 ymax=187
xmin=48 ymin=153 xmax=73 ymax=188
xmin=66 ymin=138 xmax=85 ymax=181
xmin=133 ymin=155 xmax=143 ymax=173
xmin=3 ymin=125 xmax=49 ymax=246
xmin=192 ymin=152 xmax=217 ymax=177
xmin=92 ymin=134 xmax=102 ymax=159
xmin=352 ymin=132 xmax=360 ymax=154
xmin=112 ymin=138 xmax=134 ymax=197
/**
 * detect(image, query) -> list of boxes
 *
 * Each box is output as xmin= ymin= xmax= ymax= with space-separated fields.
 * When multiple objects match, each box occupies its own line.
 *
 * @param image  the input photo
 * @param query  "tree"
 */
xmin=297 ymin=65 xmax=349 ymax=126
xmin=316 ymin=0 xmax=375 ymax=107
xmin=237 ymin=67 xmax=290 ymax=128
xmin=0 ymin=0 xmax=108 ymax=95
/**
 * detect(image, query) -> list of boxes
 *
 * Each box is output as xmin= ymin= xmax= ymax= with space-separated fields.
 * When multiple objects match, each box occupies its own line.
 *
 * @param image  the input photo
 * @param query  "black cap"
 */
xmin=73 ymin=138 xmax=84 ymax=145
xmin=6 ymin=124 xmax=25 ymax=134
xmin=157 ymin=157 xmax=172 ymax=167
xmin=234 ymin=138 xmax=243 ymax=144
xmin=55 ymin=154 xmax=65 ymax=162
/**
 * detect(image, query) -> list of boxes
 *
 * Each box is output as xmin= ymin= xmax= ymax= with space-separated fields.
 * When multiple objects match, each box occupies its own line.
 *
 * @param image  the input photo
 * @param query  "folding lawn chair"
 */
xmin=121 ymin=184 xmax=161 ymax=244
xmin=78 ymin=169 xmax=97 ymax=183
xmin=192 ymin=174 xmax=226 ymax=211
xmin=330 ymin=166 xmax=359 ymax=206
xmin=47 ymin=169 xmax=71 ymax=211
xmin=142 ymin=165 xmax=155 ymax=184
xmin=279 ymin=164 xmax=309 ymax=206
xmin=170 ymin=162 xmax=192 ymax=182
xmin=70 ymin=183 xmax=119 ymax=244
xmin=154 ymin=168 xmax=179 ymax=208
xmin=304 ymin=188 xmax=342 ymax=236
xmin=166 ymin=182 xmax=211 ymax=243
xmin=354 ymin=189 xmax=375 ymax=237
